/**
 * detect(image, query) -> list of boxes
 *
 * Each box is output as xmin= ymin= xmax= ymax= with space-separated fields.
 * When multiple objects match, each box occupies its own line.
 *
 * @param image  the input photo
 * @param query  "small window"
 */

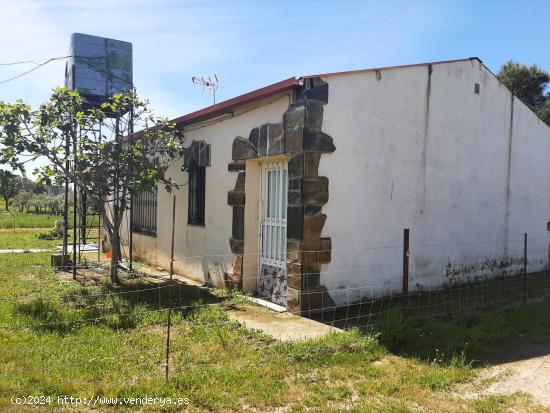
xmin=132 ymin=189 xmax=157 ymax=235
xmin=188 ymin=166 xmax=206 ymax=225
xmin=474 ymin=83 xmax=480 ymax=94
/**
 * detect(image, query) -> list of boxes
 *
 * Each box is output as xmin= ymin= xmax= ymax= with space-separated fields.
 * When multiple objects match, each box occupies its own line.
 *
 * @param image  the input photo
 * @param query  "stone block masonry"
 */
xmin=227 ymin=77 xmax=335 ymax=313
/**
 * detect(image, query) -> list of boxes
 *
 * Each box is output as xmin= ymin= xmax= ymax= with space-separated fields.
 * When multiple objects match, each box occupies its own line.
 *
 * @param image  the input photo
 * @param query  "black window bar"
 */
xmin=132 ymin=188 xmax=158 ymax=235
xmin=188 ymin=166 xmax=206 ymax=225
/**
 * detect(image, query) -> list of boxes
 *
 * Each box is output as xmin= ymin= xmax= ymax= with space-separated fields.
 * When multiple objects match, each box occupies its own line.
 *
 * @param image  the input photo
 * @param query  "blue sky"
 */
xmin=1 ymin=0 xmax=549 ymax=124
xmin=0 ymin=0 xmax=550 ymax=117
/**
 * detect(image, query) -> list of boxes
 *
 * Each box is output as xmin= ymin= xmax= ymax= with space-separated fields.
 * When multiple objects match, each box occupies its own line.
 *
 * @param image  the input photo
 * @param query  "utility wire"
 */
xmin=0 ymin=59 xmax=43 ymax=66
xmin=0 ymin=54 xmax=132 ymax=86
xmin=0 ymin=56 xmax=67 ymax=85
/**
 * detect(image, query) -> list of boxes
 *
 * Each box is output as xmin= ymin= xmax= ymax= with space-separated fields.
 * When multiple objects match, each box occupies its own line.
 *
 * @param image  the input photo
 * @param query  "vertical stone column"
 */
xmin=226 ymin=138 xmax=251 ymax=288
xmin=284 ymin=79 xmax=335 ymax=314
xmin=228 ymin=78 xmax=336 ymax=313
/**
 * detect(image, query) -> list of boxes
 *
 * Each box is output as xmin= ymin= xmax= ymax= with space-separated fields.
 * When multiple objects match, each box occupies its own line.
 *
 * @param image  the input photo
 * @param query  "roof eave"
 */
xmin=172 ymin=77 xmax=300 ymax=128
xmin=302 ymin=57 xmax=483 ymax=79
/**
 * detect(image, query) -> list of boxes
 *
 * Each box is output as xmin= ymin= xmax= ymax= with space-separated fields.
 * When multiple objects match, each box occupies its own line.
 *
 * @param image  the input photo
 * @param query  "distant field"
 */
xmin=0 ymin=213 xmax=100 ymax=229
xmin=0 ymin=213 xmax=63 ymax=229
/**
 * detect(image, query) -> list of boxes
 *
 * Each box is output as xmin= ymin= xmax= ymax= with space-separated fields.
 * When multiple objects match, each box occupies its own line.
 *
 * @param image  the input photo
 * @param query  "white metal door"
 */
xmin=258 ymin=161 xmax=288 ymax=305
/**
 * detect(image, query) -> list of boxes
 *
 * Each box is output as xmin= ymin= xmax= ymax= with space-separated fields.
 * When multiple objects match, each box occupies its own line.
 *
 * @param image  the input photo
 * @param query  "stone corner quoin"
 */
xmin=227 ymin=78 xmax=336 ymax=314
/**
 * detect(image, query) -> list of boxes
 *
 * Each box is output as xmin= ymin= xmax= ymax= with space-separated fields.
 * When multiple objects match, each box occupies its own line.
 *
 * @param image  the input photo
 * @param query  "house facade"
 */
xmin=120 ymin=57 xmax=550 ymax=313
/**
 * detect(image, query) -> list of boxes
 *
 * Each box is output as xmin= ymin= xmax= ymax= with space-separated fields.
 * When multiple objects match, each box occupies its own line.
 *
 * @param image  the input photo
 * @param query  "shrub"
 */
xmin=36 ymin=228 xmax=61 ymax=240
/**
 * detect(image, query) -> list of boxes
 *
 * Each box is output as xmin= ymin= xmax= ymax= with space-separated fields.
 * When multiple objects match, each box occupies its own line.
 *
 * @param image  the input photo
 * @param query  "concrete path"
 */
xmin=57 ymin=244 xmax=99 ymax=253
xmin=0 ymin=248 xmax=49 ymax=254
xmin=120 ymin=261 xmax=341 ymax=341
xmin=227 ymin=302 xmax=340 ymax=341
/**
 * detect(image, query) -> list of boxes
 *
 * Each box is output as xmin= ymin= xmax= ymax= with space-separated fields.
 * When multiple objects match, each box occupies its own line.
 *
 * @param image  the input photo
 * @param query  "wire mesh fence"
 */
xmin=1 ymin=233 xmax=550 ymax=398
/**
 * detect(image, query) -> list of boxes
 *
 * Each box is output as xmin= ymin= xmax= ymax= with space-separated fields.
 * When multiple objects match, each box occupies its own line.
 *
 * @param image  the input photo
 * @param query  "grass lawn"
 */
xmin=0 ymin=229 xmax=63 ymax=250
xmin=0 ymin=212 xmax=100 ymax=230
xmin=0 ymin=232 xmax=546 ymax=412
xmin=0 ymin=213 xmax=63 ymax=229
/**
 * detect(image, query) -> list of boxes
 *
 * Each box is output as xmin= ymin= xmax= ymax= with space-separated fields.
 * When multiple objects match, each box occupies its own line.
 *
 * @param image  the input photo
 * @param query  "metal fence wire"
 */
xmin=1 ymin=231 xmax=550 ymax=394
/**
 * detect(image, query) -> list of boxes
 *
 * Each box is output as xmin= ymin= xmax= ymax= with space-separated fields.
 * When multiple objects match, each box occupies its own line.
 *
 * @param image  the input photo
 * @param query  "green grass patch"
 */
xmin=0 ymin=213 xmax=63 ymax=229
xmin=376 ymin=301 xmax=550 ymax=363
xmin=0 ymin=231 xmax=544 ymax=412
xmin=0 ymin=229 xmax=62 ymax=250
xmin=0 ymin=212 xmax=99 ymax=229
xmin=277 ymin=328 xmax=383 ymax=362
xmin=472 ymin=394 xmax=525 ymax=413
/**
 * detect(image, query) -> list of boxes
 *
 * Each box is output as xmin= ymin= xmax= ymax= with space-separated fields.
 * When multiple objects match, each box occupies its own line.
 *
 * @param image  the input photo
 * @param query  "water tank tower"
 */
xmin=65 ymin=33 xmax=133 ymax=107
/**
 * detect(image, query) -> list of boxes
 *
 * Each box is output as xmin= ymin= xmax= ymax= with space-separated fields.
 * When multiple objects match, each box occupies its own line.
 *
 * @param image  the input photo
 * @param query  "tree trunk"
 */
xmin=3 ymin=196 xmax=8 ymax=211
xmin=110 ymin=228 xmax=121 ymax=284
xmin=99 ymin=202 xmax=120 ymax=285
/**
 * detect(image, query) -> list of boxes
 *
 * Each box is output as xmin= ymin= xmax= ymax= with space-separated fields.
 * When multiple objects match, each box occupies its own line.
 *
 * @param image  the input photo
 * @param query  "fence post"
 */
xmin=129 ymin=195 xmax=133 ymax=272
xmin=165 ymin=308 xmax=172 ymax=381
xmin=523 ymin=232 xmax=527 ymax=302
xmin=97 ymin=213 xmax=101 ymax=263
xmin=403 ymin=228 xmax=409 ymax=295
xmin=170 ymin=196 xmax=176 ymax=281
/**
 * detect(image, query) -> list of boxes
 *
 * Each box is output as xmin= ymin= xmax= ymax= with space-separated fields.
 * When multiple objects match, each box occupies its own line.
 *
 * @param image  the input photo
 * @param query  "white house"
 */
xmin=119 ymin=57 xmax=550 ymax=314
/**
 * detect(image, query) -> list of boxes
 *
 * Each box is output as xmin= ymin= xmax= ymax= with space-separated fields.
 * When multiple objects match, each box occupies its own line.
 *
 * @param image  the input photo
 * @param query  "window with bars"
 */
xmin=132 ymin=189 xmax=158 ymax=235
xmin=188 ymin=166 xmax=206 ymax=225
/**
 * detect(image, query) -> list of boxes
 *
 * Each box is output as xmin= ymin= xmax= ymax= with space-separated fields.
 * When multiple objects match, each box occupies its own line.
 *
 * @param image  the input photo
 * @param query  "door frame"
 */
xmin=257 ymin=159 xmax=289 ymax=304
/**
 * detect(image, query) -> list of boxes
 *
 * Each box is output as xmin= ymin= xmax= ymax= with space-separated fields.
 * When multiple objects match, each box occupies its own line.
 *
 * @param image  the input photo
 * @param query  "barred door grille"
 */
xmin=258 ymin=161 xmax=288 ymax=305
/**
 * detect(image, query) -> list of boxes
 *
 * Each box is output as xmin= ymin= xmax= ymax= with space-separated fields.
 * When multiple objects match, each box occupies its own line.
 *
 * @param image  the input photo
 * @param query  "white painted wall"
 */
xmin=120 ymin=94 xmax=291 ymax=285
xmin=121 ymin=59 xmax=550 ymax=308
xmin=320 ymin=60 xmax=550 ymax=305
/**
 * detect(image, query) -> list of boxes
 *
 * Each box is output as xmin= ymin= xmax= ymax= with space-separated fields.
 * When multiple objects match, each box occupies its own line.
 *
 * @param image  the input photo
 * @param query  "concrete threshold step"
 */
xmin=120 ymin=261 xmax=340 ymax=341
xmin=227 ymin=301 xmax=341 ymax=341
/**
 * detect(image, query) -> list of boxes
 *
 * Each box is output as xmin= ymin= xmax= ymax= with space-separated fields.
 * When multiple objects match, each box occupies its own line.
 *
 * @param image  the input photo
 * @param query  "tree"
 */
xmin=0 ymin=169 xmax=17 ymax=211
xmin=538 ymin=99 xmax=550 ymax=126
xmin=0 ymin=88 xmax=180 ymax=283
xmin=497 ymin=61 xmax=549 ymax=112
xmin=11 ymin=191 xmax=32 ymax=212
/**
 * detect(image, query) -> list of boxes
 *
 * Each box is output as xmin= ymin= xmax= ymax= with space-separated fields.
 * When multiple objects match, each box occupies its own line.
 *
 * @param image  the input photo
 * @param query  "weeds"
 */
xmin=277 ymin=329 xmax=384 ymax=362
xmin=377 ymin=300 xmax=550 ymax=364
xmin=0 ymin=231 xmax=546 ymax=412
xmin=36 ymin=228 xmax=61 ymax=240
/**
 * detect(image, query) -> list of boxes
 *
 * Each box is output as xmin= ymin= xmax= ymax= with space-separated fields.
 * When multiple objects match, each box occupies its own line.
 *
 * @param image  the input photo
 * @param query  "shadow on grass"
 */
xmin=14 ymin=267 xmax=230 ymax=334
xmin=309 ymin=271 xmax=550 ymax=365
xmin=372 ymin=302 xmax=550 ymax=366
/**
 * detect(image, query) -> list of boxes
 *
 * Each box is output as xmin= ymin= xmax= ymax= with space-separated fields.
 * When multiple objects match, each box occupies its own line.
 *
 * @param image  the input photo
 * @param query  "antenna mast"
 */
xmin=192 ymin=74 xmax=218 ymax=105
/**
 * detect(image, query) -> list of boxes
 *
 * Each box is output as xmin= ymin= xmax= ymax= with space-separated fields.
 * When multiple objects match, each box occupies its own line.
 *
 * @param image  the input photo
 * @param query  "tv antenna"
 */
xmin=192 ymin=74 xmax=218 ymax=104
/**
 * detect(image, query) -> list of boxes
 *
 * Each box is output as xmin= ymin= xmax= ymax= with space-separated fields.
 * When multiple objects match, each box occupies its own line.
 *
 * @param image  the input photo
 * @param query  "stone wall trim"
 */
xmin=227 ymin=78 xmax=335 ymax=314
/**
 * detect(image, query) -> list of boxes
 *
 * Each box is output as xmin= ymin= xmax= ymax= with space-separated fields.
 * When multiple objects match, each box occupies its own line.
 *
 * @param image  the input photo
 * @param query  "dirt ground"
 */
xmin=457 ymin=336 xmax=550 ymax=407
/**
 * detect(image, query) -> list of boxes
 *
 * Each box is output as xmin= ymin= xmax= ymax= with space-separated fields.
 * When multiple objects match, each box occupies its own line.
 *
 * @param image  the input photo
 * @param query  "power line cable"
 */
xmin=0 ymin=59 xmax=43 ymax=66
xmin=0 ymin=54 xmax=132 ymax=86
xmin=0 ymin=57 xmax=67 ymax=85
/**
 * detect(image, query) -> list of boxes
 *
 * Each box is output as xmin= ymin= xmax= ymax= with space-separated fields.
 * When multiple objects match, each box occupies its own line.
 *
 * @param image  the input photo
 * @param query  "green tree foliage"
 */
xmin=538 ymin=99 xmax=550 ymax=126
xmin=0 ymin=169 xmax=17 ymax=211
xmin=0 ymin=88 xmax=180 ymax=282
xmin=11 ymin=191 xmax=33 ymax=212
xmin=497 ymin=60 xmax=550 ymax=126
xmin=497 ymin=61 xmax=549 ymax=111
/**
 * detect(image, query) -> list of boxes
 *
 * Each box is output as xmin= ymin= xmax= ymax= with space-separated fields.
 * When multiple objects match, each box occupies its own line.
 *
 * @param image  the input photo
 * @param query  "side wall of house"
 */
xmin=120 ymin=94 xmax=291 ymax=285
xmin=319 ymin=60 xmax=550 ymax=305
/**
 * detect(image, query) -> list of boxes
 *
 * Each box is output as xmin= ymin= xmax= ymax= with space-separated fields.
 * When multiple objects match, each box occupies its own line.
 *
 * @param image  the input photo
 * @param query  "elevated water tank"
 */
xmin=65 ymin=33 xmax=133 ymax=106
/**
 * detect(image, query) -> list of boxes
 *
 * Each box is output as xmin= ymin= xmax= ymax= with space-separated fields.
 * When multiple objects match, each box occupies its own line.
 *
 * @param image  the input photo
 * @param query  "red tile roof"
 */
xmin=172 ymin=77 xmax=300 ymax=127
